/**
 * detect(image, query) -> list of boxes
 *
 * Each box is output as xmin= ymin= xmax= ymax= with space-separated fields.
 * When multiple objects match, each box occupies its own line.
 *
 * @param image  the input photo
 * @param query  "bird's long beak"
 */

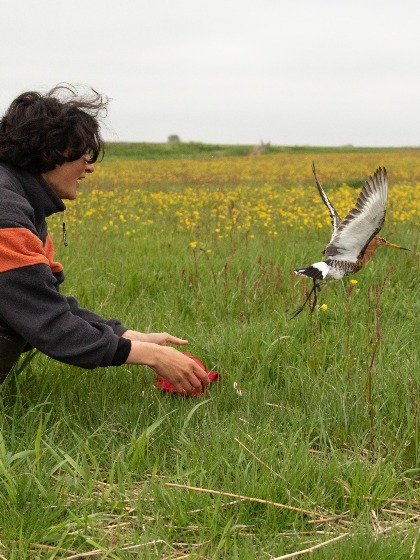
xmin=385 ymin=241 xmax=410 ymax=251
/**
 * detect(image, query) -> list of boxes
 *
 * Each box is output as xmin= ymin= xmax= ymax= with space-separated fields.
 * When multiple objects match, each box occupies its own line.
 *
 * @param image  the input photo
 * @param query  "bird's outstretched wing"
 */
xmin=312 ymin=162 xmax=341 ymax=243
xmin=323 ymin=167 xmax=388 ymax=262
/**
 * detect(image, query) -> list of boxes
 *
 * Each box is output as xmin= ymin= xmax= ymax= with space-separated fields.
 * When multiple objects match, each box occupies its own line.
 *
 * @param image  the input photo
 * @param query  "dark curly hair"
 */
xmin=0 ymin=84 xmax=108 ymax=173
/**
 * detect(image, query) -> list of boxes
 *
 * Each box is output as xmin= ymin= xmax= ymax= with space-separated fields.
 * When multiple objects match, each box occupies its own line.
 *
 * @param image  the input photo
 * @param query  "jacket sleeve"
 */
xmin=66 ymin=296 xmax=128 ymax=336
xmin=0 ymin=227 xmax=131 ymax=369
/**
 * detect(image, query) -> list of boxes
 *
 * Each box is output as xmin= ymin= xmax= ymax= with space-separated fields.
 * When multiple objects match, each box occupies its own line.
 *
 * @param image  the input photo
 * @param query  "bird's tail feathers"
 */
xmin=294 ymin=262 xmax=329 ymax=280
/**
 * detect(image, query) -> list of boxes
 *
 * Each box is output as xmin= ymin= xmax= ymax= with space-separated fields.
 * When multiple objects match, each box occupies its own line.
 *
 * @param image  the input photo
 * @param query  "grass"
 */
xmin=1 ymin=147 xmax=420 ymax=559
xmin=103 ymin=141 xmax=413 ymax=161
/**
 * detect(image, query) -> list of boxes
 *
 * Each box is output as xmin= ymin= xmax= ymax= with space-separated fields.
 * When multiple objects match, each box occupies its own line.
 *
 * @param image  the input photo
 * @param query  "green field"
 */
xmin=103 ymin=141 xmax=411 ymax=161
xmin=1 ymin=145 xmax=419 ymax=559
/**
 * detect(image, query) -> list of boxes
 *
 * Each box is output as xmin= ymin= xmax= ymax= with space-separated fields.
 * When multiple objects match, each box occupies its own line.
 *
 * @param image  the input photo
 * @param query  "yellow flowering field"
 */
xmin=52 ymin=150 xmax=420 ymax=239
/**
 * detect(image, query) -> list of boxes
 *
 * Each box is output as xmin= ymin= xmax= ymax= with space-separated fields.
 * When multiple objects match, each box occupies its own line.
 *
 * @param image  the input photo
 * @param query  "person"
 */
xmin=0 ymin=85 xmax=210 ymax=395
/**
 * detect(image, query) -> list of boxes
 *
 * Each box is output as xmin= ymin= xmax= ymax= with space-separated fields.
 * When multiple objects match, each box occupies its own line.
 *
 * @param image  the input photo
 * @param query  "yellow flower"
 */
xmin=321 ymin=304 xmax=328 ymax=312
xmin=189 ymin=241 xmax=197 ymax=248
xmin=350 ymin=279 xmax=358 ymax=285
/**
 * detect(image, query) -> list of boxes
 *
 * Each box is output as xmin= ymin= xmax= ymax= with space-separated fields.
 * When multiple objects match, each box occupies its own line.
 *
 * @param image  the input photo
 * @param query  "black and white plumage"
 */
xmin=291 ymin=163 xmax=409 ymax=318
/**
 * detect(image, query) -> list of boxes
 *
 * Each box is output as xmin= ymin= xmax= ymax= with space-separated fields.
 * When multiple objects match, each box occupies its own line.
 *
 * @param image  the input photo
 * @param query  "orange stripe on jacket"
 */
xmin=0 ymin=228 xmax=63 ymax=273
xmin=44 ymin=234 xmax=63 ymax=273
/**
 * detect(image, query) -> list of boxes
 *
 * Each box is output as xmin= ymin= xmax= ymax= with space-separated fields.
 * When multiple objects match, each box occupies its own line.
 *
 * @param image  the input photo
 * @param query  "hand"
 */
xmin=122 ymin=330 xmax=189 ymax=346
xmin=125 ymin=341 xmax=210 ymax=396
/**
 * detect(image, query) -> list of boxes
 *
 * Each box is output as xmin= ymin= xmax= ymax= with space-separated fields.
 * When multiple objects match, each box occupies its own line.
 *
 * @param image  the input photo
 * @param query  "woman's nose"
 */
xmin=85 ymin=162 xmax=95 ymax=173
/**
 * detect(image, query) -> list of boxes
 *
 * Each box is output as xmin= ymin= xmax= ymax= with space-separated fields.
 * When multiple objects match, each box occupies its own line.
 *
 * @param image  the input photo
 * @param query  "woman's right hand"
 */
xmin=125 ymin=341 xmax=210 ymax=395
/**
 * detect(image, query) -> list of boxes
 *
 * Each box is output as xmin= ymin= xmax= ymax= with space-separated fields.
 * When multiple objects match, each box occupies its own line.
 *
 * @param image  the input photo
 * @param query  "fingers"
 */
xmin=164 ymin=334 xmax=189 ymax=346
xmin=170 ymin=374 xmax=199 ymax=396
xmin=162 ymin=353 xmax=210 ymax=396
xmin=192 ymin=362 xmax=210 ymax=388
xmin=172 ymin=364 xmax=209 ymax=396
xmin=144 ymin=333 xmax=189 ymax=346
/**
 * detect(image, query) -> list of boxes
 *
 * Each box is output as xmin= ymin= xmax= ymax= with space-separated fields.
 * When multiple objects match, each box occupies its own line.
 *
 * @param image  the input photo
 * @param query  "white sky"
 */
xmin=2 ymin=0 xmax=420 ymax=146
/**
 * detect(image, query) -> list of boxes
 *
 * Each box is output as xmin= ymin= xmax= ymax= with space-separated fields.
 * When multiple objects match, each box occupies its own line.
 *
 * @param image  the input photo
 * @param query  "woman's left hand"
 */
xmin=122 ymin=330 xmax=189 ymax=347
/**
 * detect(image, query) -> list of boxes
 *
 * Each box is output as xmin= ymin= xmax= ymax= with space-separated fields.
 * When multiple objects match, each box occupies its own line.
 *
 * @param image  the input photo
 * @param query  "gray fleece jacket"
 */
xmin=0 ymin=161 xmax=131 ymax=368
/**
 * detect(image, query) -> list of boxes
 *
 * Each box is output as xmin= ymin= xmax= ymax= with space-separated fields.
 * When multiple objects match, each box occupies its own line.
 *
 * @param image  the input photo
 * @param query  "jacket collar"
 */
xmin=0 ymin=161 xmax=66 ymax=218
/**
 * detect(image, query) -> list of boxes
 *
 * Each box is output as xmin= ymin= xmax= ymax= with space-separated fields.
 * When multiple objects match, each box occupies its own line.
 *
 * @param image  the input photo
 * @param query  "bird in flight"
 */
xmin=291 ymin=163 xmax=410 ymax=318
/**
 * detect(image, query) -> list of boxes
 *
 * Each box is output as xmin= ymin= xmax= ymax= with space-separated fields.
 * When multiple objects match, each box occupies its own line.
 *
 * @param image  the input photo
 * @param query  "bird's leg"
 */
xmin=290 ymin=279 xmax=320 ymax=319
xmin=309 ymin=280 xmax=321 ymax=313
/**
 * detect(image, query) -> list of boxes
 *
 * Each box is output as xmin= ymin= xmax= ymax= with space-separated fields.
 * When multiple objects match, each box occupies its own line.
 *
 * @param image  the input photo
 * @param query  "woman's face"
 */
xmin=41 ymin=154 xmax=94 ymax=200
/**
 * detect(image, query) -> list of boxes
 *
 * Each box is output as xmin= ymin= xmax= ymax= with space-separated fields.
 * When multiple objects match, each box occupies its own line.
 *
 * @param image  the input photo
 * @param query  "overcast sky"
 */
xmin=2 ymin=0 xmax=420 ymax=146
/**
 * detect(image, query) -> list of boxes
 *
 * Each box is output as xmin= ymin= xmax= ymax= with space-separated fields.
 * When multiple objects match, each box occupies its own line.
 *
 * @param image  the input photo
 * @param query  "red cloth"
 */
xmin=156 ymin=353 xmax=220 ymax=396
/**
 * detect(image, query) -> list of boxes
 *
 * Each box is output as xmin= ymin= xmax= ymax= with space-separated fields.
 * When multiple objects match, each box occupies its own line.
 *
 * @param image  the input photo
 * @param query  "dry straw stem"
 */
xmin=61 ymin=540 xmax=171 ymax=559
xmin=164 ymin=483 xmax=320 ymax=518
xmin=270 ymin=532 xmax=349 ymax=559
xmin=307 ymin=511 xmax=349 ymax=525
xmin=235 ymin=436 xmax=283 ymax=478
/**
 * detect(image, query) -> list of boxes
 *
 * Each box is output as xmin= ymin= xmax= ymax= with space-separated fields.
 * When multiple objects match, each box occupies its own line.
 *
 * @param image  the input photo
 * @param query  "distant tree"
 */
xmin=168 ymin=134 xmax=181 ymax=143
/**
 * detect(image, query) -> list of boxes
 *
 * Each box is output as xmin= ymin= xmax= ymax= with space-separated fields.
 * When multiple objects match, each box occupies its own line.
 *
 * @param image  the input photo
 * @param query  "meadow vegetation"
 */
xmin=1 ymin=145 xmax=419 ymax=559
